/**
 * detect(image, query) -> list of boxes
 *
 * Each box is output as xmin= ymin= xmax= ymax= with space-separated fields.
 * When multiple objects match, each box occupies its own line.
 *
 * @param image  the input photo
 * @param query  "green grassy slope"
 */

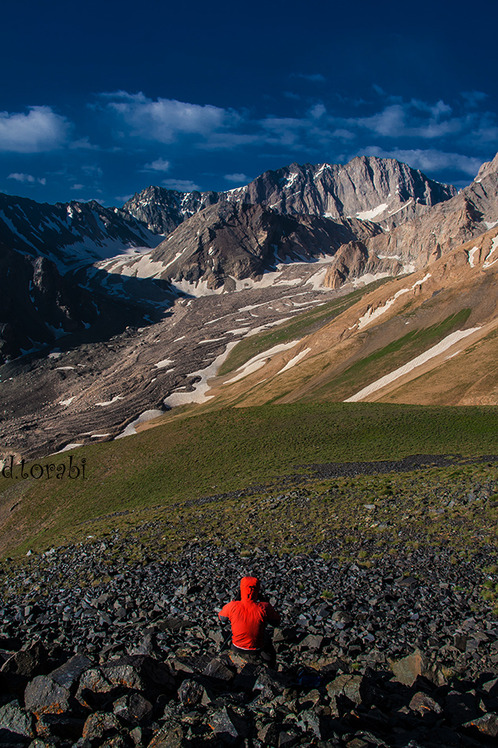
xmin=217 ymin=278 xmax=391 ymax=377
xmin=306 ymin=309 xmax=473 ymax=401
xmin=0 ymin=402 xmax=496 ymax=557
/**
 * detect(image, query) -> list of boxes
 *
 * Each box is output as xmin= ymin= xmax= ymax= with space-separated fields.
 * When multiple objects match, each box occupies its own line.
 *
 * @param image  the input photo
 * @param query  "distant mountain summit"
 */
xmin=0 ymin=193 xmax=161 ymax=271
xmin=224 ymin=156 xmax=457 ymax=228
xmin=123 ymin=185 xmax=219 ymax=236
xmin=124 ymin=156 xmax=457 ymax=235
xmin=0 ymin=153 xmax=484 ymax=365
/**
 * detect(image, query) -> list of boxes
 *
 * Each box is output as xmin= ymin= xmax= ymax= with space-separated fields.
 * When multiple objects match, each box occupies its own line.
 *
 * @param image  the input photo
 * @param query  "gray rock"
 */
xmin=202 ymin=657 xmax=235 ymax=683
xmin=0 ymin=700 xmax=34 ymax=739
xmin=208 ymin=706 xmax=248 ymax=744
xmin=24 ymin=675 xmax=72 ymax=717
xmin=112 ymin=692 xmax=153 ymax=724
xmin=102 ymin=655 xmax=174 ymax=693
xmin=146 ymin=722 xmax=185 ymax=747
xmin=49 ymin=654 xmax=92 ymax=690
xmin=177 ymin=678 xmax=206 ymax=707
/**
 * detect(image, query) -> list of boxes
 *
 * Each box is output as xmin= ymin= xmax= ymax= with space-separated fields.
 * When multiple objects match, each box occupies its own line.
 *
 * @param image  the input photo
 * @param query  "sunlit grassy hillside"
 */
xmin=0 ymin=401 xmax=496 ymax=557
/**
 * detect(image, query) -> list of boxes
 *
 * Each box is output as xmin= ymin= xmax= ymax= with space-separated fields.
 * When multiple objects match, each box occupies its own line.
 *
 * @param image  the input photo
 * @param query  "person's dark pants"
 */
xmin=231 ymin=637 xmax=276 ymax=667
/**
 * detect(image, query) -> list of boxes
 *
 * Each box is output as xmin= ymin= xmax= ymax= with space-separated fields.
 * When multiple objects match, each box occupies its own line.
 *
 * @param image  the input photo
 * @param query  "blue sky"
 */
xmin=1 ymin=0 xmax=497 ymax=206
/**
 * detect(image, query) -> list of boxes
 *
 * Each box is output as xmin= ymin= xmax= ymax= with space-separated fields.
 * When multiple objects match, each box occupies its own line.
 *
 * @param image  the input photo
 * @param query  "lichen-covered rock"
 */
xmin=24 ymin=675 xmax=72 ymax=718
xmin=82 ymin=711 xmax=121 ymax=741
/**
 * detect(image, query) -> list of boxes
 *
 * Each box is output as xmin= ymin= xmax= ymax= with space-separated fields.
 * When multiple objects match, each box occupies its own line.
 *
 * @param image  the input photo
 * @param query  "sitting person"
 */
xmin=218 ymin=576 xmax=281 ymax=664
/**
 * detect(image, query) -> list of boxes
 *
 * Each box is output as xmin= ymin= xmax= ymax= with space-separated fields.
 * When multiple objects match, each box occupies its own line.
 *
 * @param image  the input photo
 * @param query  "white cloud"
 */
xmin=143 ymin=157 xmax=171 ymax=172
xmin=162 ymin=178 xmax=200 ymax=192
xmin=224 ymin=172 xmax=249 ymax=183
xmin=71 ymin=183 xmax=85 ymax=190
xmin=88 ymin=89 xmax=496 ymax=187
xmin=8 ymin=172 xmax=46 ymax=185
xmin=363 ymin=146 xmax=483 ymax=178
xmin=197 ymin=132 xmax=261 ymax=151
xmin=0 ymin=106 xmax=69 ymax=152
xmin=69 ymin=137 xmax=100 ymax=151
xmin=355 ymin=102 xmax=463 ymax=139
xmin=332 ymin=128 xmax=356 ymax=141
xmin=352 ymin=96 xmax=498 ymax=143
xmin=309 ymin=103 xmax=326 ymax=120
xmin=104 ymin=91 xmax=232 ymax=143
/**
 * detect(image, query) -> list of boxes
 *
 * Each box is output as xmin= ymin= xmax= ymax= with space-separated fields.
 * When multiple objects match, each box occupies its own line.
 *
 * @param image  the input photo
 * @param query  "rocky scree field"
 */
xmin=0 ymin=431 xmax=497 ymax=745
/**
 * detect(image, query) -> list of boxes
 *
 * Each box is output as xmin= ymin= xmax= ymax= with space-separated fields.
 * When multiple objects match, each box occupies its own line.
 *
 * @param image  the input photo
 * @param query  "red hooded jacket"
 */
xmin=218 ymin=576 xmax=281 ymax=650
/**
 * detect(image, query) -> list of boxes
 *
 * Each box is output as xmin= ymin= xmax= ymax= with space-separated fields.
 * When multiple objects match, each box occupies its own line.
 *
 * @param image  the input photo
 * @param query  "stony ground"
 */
xmin=0 ymin=533 xmax=497 ymax=747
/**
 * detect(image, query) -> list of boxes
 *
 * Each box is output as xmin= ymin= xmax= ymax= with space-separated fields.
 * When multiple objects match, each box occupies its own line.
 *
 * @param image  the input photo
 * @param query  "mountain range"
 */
xmin=0 ymin=153 xmax=497 ymax=459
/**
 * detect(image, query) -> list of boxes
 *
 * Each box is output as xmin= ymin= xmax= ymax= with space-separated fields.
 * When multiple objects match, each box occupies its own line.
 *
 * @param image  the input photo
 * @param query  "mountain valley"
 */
xmin=0 ymin=153 xmax=496 ymax=463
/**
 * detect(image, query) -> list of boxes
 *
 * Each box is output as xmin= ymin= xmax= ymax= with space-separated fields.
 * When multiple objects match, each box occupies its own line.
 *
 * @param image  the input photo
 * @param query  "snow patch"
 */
xmin=173 ymin=278 xmax=224 ymax=297
xmin=305 ymin=267 xmax=328 ymax=291
xmin=223 ymin=341 xmax=299 ymax=385
xmin=245 ymin=318 xmax=293 ymax=337
xmin=278 ymin=347 xmax=312 ymax=374
xmin=163 ymin=341 xmax=239 ymax=407
xmin=95 ymin=395 xmax=124 ymax=406
xmin=345 ymin=327 xmax=481 ymax=402
xmin=387 ymin=198 xmax=413 ymax=218
xmin=467 ymin=246 xmax=480 ymax=267
xmin=356 ymin=203 xmax=388 ymax=221
xmin=283 ymin=172 xmax=299 ymax=189
xmin=57 ymin=443 xmax=83 ymax=453
xmin=59 ymin=397 xmax=75 ymax=406
xmin=483 ymin=236 xmax=498 ymax=269
xmin=155 ymin=358 xmax=174 ymax=369
xmin=107 ymin=255 xmax=168 ymax=279
xmin=355 ymin=274 xmax=431 ymax=330
xmin=314 ymin=164 xmax=331 ymax=180
xmin=351 ymin=271 xmax=391 ymax=288
xmin=116 ymin=409 xmax=164 ymax=438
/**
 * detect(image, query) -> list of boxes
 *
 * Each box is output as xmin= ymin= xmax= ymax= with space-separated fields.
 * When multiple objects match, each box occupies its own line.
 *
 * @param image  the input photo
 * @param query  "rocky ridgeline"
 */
xmin=0 ymin=539 xmax=497 ymax=746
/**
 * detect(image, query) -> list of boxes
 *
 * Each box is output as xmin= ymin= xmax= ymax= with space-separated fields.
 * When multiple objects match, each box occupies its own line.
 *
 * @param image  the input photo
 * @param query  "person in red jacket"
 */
xmin=218 ymin=576 xmax=281 ymax=664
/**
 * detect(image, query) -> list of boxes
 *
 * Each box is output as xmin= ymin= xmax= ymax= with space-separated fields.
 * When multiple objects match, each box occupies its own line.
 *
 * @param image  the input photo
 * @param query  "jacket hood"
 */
xmin=240 ymin=576 xmax=260 ymax=602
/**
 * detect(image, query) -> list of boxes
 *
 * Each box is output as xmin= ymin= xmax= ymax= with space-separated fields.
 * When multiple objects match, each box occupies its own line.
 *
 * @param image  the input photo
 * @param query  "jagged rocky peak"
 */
xmin=475 ymin=151 xmax=498 ymax=182
xmin=0 ymin=192 xmax=161 ymax=271
xmin=126 ymin=201 xmax=382 ymax=289
xmin=123 ymin=156 xmax=457 ymax=238
xmin=123 ymin=185 xmax=219 ymax=235
xmin=237 ymin=156 xmax=456 ymax=227
xmin=365 ymin=150 xmax=498 ymax=272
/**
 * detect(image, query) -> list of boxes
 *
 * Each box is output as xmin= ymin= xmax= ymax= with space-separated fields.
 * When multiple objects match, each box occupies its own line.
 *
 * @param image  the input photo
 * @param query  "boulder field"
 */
xmin=0 ymin=537 xmax=497 ymax=746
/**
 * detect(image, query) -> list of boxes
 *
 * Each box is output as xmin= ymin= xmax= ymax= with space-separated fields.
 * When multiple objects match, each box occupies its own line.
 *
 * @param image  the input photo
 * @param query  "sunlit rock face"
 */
xmin=124 ymin=155 xmax=457 ymax=235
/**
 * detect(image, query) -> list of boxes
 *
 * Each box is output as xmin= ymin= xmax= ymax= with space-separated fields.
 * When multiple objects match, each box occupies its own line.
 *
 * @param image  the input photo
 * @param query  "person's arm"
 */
xmin=265 ymin=603 xmax=281 ymax=626
xmin=218 ymin=602 xmax=232 ymax=624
